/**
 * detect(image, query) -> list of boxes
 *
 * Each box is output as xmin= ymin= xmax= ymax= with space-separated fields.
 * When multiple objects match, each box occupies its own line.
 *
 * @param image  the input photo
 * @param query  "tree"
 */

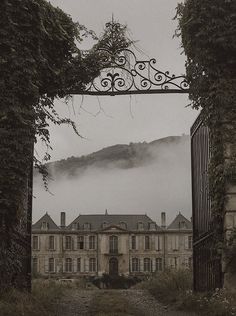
xmin=0 ymin=0 xmax=100 ymax=290
xmin=0 ymin=0 xmax=133 ymax=290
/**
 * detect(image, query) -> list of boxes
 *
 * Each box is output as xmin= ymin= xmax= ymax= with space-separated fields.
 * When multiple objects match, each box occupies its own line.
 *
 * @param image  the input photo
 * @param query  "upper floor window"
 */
xmin=132 ymin=258 xmax=139 ymax=272
xmin=144 ymin=258 xmax=151 ymax=272
xmin=109 ymin=235 xmax=118 ymax=254
xmin=49 ymin=236 xmax=55 ymax=250
xmin=171 ymin=236 xmax=179 ymax=251
xmin=49 ymin=258 xmax=54 ymax=272
xmin=137 ymin=222 xmax=144 ymax=230
xmin=131 ymin=235 xmax=136 ymax=250
xmin=65 ymin=236 xmax=72 ymax=250
xmin=145 ymin=236 xmax=150 ymax=250
xmin=188 ymin=236 xmax=193 ymax=249
xmin=77 ymin=236 xmax=84 ymax=249
xmin=33 ymin=236 xmax=39 ymax=250
xmin=89 ymin=258 xmax=96 ymax=272
xmin=156 ymin=258 xmax=163 ymax=272
xmin=89 ymin=236 xmax=95 ymax=250
xmin=41 ymin=221 xmax=49 ymax=230
xmin=65 ymin=258 xmax=72 ymax=272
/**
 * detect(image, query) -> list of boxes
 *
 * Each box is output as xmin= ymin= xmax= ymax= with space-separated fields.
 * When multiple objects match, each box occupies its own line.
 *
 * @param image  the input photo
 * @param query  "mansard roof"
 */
xmin=167 ymin=212 xmax=192 ymax=230
xmin=32 ymin=213 xmax=60 ymax=231
xmin=67 ymin=214 xmax=160 ymax=231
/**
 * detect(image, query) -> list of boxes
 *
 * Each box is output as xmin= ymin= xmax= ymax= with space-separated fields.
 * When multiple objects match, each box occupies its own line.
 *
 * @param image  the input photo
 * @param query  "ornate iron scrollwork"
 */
xmin=75 ymin=21 xmax=189 ymax=96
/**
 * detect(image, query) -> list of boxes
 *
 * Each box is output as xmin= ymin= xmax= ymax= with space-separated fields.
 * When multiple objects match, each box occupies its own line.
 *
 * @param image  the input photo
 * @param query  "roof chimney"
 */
xmin=161 ymin=212 xmax=166 ymax=229
xmin=60 ymin=212 xmax=66 ymax=228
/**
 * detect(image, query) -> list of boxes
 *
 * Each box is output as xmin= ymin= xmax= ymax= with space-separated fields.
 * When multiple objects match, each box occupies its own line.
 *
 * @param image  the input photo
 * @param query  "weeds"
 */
xmin=138 ymin=269 xmax=236 ymax=316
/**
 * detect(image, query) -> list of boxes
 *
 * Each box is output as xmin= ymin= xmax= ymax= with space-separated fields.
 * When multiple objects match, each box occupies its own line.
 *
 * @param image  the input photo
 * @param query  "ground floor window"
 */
xmin=65 ymin=258 xmax=72 ymax=272
xmin=156 ymin=258 xmax=162 ymax=272
xmin=89 ymin=258 xmax=96 ymax=272
xmin=49 ymin=258 xmax=54 ymax=272
xmin=77 ymin=258 xmax=81 ymax=272
xmin=144 ymin=258 xmax=151 ymax=272
xmin=32 ymin=257 xmax=38 ymax=274
xmin=132 ymin=258 xmax=139 ymax=272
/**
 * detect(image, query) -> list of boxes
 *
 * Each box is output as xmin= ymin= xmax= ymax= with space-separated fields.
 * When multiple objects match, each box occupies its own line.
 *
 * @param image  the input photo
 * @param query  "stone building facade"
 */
xmin=32 ymin=211 xmax=192 ymax=277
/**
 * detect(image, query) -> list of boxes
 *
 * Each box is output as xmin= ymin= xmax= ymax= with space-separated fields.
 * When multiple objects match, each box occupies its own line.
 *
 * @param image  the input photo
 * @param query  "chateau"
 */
xmin=32 ymin=211 xmax=192 ymax=277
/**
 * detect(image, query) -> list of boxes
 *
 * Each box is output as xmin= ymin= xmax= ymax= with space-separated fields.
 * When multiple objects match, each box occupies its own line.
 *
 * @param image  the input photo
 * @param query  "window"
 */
xmin=41 ymin=221 xmax=49 ymax=230
xmin=33 ymin=236 xmax=39 ymax=250
xmin=179 ymin=221 xmax=186 ymax=229
xmin=49 ymin=258 xmax=54 ymax=272
xmin=77 ymin=258 xmax=81 ymax=272
xmin=145 ymin=236 xmax=150 ymax=250
xmin=149 ymin=222 xmax=156 ymax=230
xmin=137 ymin=222 xmax=144 ymax=230
xmin=65 ymin=258 xmax=72 ymax=272
xmin=77 ymin=236 xmax=84 ymax=249
xmin=65 ymin=236 xmax=72 ymax=250
xmin=171 ymin=236 xmax=179 ymax=251
xmin=119 ymin=221 xmax=127 ymax=229
xmin=102 ymin=222 xmax=108 ymax=229
xmin=83 ymin=223 xmax=91 ymax=230
xmin=32 ymin=257 xmax=38 ymax=274
xmin=89 ymin=236 xmax=95 ymax=249
xmin=49 ymin=236 xmax=55 ymax=250
xmin=132 ymin=258 xmax=139 ymax=272
xmin=144 ymin=258 xmax=151 ymax=272
xmin=188 ymin=257 xmax=193 ymax=269
xmin=89 ymin=258 xmax=96 ymax=272
xmin=156 ymin=258 xmax=163 ymax=272
xmin=188 ymin=236 xmax=193 ymax=249
xmin=109 ymin=235 xmax=118 ymax=253
xmin=131 ymin=236 xmax=136 ymax=250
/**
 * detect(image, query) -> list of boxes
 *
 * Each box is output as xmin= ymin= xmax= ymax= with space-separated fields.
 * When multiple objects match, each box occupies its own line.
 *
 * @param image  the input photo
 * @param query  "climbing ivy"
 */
xmin=176 ymin=0 xmax=236 ymax=271
xmin=0 ymin=0 xmax=132 ymax=289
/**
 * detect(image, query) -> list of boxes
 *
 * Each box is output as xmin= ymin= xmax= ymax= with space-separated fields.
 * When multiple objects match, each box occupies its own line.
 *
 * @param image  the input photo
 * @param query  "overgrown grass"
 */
xmin=137 ymin=269 xmax=236 ymax=316
xmin=0 ymin=279 xmax=72 ymax=316
xmin=89 ymin=290 xmax=144 ymax=316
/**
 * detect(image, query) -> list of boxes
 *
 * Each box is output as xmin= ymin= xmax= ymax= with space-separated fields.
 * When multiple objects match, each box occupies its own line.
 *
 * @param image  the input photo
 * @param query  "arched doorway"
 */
xmin=109 ymin=257 xmax=118 ymax=275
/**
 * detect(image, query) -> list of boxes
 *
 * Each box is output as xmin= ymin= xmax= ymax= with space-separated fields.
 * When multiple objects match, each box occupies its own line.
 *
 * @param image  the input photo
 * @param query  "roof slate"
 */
xmin=167 ymin=213 xmax=192 ymax=230
xmin=32 ymin=213 xmax=60 ymax=231
xmin=67 ymin=214 xmax=160 ymax=231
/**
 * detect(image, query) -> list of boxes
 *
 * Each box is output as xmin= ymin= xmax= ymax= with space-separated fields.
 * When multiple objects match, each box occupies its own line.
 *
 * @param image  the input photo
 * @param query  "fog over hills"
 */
xmin=33 ymin=135 xmax=191 ymax=225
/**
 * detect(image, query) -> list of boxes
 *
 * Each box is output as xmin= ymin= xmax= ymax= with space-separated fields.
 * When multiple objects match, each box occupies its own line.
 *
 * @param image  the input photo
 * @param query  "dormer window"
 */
xmin=41 ymin=221 xmax=49 ymax=230
xmin=137 ymin=222 xmax=144 ymax=230
xmin=119 ymin=221 xmax=127 ymax=229
xmin=77 ymin=223 xmax=80 ymax=230
xmin=72 ymin=223 xmax=77 ymax=230
xmin=102 ymin=222 xmax=108 ymax=229
xmin=83 ymin=222 xmax=91 ymax=230
xmin=149 ymin=222 xmax=156 ymax=230
xmin=179 ymin=221 xmax=187 ymax=229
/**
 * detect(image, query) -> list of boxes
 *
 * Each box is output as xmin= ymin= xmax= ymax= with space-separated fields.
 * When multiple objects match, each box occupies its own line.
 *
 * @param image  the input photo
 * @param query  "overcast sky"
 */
xmin=33 ymin=0 xmax=198 ymax=224
xmin=35 ymin=0 xmax=199 ymax=161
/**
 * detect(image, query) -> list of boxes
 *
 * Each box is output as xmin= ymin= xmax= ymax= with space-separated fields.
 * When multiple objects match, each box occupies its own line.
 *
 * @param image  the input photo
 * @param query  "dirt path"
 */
xmin=58 ymin=288 xmax=197 ymax=316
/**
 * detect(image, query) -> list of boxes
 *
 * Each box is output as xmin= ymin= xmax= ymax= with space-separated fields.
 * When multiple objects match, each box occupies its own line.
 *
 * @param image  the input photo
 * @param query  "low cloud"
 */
xmin=33 ymin=136 xmax=191 ymax=226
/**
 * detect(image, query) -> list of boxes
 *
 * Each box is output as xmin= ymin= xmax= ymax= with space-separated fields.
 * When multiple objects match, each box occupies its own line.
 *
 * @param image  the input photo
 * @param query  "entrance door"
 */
xmin=109 ymin=257 xmax=118 ymax=275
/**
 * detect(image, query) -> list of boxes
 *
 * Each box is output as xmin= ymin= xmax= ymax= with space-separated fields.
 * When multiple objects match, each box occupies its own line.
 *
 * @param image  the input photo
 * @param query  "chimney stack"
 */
xmin=60 ymin=212 xmax=66 ymax=228
xmin=161 ymin=212 xmax=166 ymax=228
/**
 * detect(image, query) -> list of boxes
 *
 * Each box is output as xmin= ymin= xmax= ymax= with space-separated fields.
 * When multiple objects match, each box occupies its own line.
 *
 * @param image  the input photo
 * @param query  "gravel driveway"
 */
xmin=58 ymin=288 xmax=197 ymax=316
